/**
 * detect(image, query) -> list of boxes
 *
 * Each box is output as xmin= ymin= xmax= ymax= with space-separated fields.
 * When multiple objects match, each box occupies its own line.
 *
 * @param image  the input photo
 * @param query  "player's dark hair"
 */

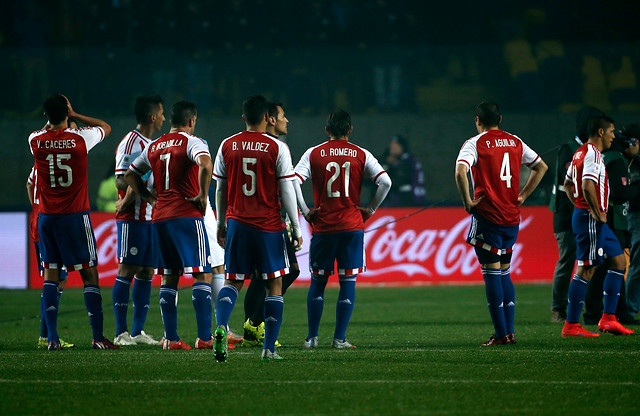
xmin=575 ymin=105 xmax=604 ymax=141
xmin=474 ymin=102 xmax=501 ymax=127
xmin=134 ymin=95 xmax=163 ymax=124
xmin=587 ymin=115 xmax=614 ymax=139
xmin=43 ymin=94 xmax=68 ymax=125
xmin=243 ymin=95 xmax=269 ymax=125
xmin=326 ymin=109 xmax=352 ymax=138
xmin=268 ymin=102 xmax=283 ymax=119
xmin=170 ymin=101 xmax=197 ymax=126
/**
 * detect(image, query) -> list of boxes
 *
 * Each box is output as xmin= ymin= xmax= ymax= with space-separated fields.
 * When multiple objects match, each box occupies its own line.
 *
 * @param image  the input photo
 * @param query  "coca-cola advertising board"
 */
xmin=29 ymin=207 xmax=557 ymax=288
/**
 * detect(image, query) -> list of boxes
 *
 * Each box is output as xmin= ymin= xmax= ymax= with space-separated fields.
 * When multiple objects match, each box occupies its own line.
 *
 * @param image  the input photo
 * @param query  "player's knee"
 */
xmin=474 ymin=247 xmax=500 ymax=265
xmin=135 ymin=267 xmax=154 ymax=280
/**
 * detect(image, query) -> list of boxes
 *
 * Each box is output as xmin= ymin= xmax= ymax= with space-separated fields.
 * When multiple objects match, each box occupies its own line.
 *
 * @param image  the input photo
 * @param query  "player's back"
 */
xmin=304 ymin=140 xmax=375 ymax=233
xmin=467 ymin=130 xmax=528 ymax=225
xmin=215 ymin=130 xmax=289 ymax=232
xmin=147 ymin=131 xmax=206 ymax=221
xmin=29 ymin=127 xmax=104 ymax=214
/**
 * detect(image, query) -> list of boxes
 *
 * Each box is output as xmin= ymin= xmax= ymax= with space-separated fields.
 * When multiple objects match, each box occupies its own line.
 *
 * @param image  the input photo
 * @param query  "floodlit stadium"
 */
xmin=1 ymin=2 xmax=639 ymax=415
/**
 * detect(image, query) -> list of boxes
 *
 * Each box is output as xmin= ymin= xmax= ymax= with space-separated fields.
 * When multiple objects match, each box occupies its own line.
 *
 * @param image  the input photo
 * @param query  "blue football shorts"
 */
xmin=224 ymin=218 xmax=289 ymax=280
xmin=154 ymin=217 xmax=211 ymax=275
xmin=38 ymin=212 xmax=98 ymax=271
xmin=466 ymin=214 xmax=519 ymax=256
xmin=117 ymin=221 xmax=157 ymax=267
xmin=572 ymin=208 xmax=623 ymax=266
xmin=34 ymin=241 xmax=68 ymax=280
xmin=309 ymin=230 xmax=365 ymax=277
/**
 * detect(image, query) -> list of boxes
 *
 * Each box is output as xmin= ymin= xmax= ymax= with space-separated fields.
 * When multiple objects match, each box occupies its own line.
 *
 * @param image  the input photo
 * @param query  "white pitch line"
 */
xmin=0 ymin=379 xmax=636 ymax=386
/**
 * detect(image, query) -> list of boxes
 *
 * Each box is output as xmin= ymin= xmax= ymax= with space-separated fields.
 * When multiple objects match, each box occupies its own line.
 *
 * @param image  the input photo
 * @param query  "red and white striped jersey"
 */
xmin=27 ymin=166 xmax=39 ymax=242
xmin=295 ymin=139 xmax=386 ymax=233
xmin=115 ymin=129 xmax=154 ymax=222
xmin=29 ymin=127 xmax=106 ymax=214
xmin=456 ymin=129 xmax=541 ymax=226
xmin=565 ymin=142 xmax=609 ymax=212
xmin=213 ymin=130 xmax=295 ymax=232
xmin=131 ymin=131 xmax=210 ymax=222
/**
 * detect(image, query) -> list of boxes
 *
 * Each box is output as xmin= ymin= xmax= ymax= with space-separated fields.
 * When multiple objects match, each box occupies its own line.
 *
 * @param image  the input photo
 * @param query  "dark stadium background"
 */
xmin=2 ymin=0 xmax=639 ymax=210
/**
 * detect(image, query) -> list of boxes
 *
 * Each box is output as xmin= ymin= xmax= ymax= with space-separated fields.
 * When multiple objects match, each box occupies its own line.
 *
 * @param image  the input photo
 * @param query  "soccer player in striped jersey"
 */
xmin=562 ymin=115 xmax=634 ymax=336
xmin=213 ymin=95 xmax=302 ymax=362
xmin=242 ymin=102 xmax=297 ymax=348
xmin=294 ymin=109 xmax=392 ymax=349
xmin=124 ymin=101 xmax=215 ymax=350
xmin=29 ymin=94 xmax=118 ymax=350
xmin=112 ymin=96 xmax=165 ymax=346
xmin=455 ymin=102 xmax=547 ymax=346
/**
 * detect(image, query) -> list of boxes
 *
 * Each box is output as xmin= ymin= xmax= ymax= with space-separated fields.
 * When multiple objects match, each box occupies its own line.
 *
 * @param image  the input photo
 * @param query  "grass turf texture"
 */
xmin=0 ymin=284 xmax=638 ymax=415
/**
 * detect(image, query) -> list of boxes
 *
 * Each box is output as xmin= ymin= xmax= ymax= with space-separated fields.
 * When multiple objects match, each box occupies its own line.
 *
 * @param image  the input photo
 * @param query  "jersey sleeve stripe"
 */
xmin=294 ymin=172 xmax=306 ymax=182
xmin=130 ymin=163 xmax=145 ymax=176
xmin=212 ymin=172 xmax=227 ymax=180
xmin=456 ymin=159 xmax=471 ymax=168
xmin=525 ymin=155 xmax=541 ymax=167
xmin=277 ymin=173 xmax=296 ymax=180
xmin=193 ymin=150 xmax=210 ymax=160
xmin=373 ymin=171 xmax=387 ymax=181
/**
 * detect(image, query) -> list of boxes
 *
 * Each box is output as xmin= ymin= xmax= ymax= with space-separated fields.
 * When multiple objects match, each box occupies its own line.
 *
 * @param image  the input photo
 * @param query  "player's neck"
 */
xmin=330 ymin=136 xmax=349 ymax=141
xmin=47 ymin=119 xmax=68 ymax=131
xmin=246 ymin=123 xmax=267 ymax=133
xmin=588 ymin=138 xmax=603 ymax=152
xmin=136 ymin=123 xmax=157 ymax=140
xmin=170 ymin=126 xmax=192 ymax=134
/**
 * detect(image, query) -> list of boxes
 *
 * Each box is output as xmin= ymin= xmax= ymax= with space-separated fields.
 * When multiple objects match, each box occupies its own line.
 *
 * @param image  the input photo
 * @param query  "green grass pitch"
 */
xmin=1 ymin=284 xmax=638 ymax=415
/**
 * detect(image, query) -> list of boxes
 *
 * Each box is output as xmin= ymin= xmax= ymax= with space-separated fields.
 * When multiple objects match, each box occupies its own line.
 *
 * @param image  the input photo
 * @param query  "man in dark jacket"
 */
xmin=549 ymin=106 xmax=602 ymax=322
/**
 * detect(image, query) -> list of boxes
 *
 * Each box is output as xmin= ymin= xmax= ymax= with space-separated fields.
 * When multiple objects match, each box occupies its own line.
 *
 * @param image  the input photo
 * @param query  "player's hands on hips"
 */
xmin=591 ymin=209 xmax=607 ymax=223
xmin=185 ymin=194 xmax=207 ymax=215
xmin=304 ymin=207 xmax=319 ymax=224
xmin=114 ymin=195 xmax=127 ymax=213
xmin=357 ymin=206 xmax=372 ymax=222
xmin=463 ymin=196 xmax=484 ymax=213
xmin=217 ymin=223 xmax=227 ymax=248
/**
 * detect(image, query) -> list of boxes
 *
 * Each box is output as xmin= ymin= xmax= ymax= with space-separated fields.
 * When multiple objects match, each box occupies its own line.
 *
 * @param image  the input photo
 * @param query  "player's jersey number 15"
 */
xmin=45 ymin=153 xmax=73 ymax=188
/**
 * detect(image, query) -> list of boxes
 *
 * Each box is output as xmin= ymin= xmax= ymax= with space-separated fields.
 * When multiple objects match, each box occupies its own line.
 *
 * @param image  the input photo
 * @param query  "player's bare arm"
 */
xmin=123 ymin=169 xmax=156 ymax=207
xmin=185 ymin=154 xmax=213 ymax=215
xmin=454 ymin=164 xmax=484 ymax=213
xmin=63 ymin=96 xmax=112 ymax=137
xmin=517 ymin=159 xmax=548 ymax=205
xmin=582 ymin=178 xmax=607 ymax=222
xmin=563 ymin=178 xmax=576 ymax=206
xmin=26 ymin=180 xmax=34 ymax=207
xmin=215 ymin=178 xmax=228 ymax=248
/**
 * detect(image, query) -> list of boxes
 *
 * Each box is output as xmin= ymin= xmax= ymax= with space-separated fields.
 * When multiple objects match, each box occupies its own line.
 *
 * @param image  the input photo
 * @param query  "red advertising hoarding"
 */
xmin=29 ymin=206 xmax=557 ymax=288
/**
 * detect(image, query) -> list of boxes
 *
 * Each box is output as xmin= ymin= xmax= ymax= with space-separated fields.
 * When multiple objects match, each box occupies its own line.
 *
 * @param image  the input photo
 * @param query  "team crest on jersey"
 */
xmin=130 ymin=247 xmax=138 ymax=256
